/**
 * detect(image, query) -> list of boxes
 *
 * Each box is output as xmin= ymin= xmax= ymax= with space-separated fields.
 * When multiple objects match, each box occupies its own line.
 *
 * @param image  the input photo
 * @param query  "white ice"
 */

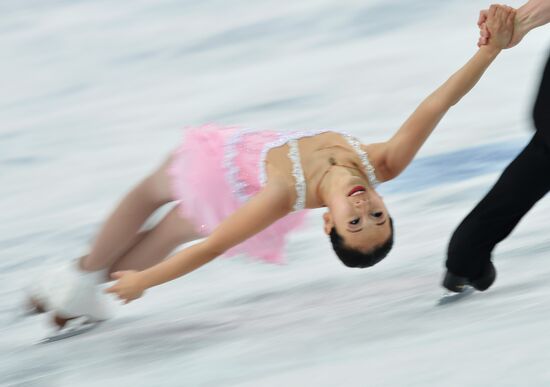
xmin=1 ymin=0 xmax=549 ymax=386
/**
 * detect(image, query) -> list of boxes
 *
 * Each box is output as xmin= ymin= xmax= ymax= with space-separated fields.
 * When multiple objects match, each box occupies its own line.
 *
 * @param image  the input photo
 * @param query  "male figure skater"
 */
xmin=443 ymin=0 xmax=550 ymax=292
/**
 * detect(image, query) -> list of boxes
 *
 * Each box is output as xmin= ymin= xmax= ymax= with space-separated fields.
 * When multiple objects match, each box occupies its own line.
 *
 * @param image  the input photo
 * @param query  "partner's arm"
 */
xmin=107 ymin=182 xmax=292 ymax=301
xmin=517 ymin=0 xmax=550 ymax=32
xmin=375 ymin=6 xmax=515 ymax=181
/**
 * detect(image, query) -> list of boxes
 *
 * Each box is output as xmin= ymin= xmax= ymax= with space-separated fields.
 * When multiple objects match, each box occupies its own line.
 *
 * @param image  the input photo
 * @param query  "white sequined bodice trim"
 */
xmin=342 ymin=133 xmax=380 ymax=188
xmin=258 ymin=129 xmax=330 ymax=211
xmin=287 ymin=140 xmax=306 ymax=211
xmin=224 ymin=128 xmax=255 ymax=203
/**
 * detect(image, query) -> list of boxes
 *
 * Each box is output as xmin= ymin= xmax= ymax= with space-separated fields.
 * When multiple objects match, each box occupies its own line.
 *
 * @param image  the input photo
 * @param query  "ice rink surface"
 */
xmin=1 ymin=0 xmax=549 ymax=386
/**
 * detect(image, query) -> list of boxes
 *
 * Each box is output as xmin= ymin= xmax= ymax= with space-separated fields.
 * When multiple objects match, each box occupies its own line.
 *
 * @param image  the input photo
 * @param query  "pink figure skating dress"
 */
xmin=167 ymin=124 xmax=379 ymax=264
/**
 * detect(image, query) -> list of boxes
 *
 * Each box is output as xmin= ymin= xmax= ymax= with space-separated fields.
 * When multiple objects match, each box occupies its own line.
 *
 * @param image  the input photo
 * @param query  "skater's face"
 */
xmin=323 ymin=180 xmax=391 ymax=252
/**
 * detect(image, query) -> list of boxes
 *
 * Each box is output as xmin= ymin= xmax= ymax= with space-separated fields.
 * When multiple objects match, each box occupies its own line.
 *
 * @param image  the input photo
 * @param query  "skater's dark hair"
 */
xmin=329 ymin=217 xmax=394 ymax=268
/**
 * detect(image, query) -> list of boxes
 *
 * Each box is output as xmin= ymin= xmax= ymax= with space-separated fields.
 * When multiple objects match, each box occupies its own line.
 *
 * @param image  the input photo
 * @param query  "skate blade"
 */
xmin=437 ymin=286 xmax=475 ymax=305
xmin=38 ymin=316 xmax=102 ymax=344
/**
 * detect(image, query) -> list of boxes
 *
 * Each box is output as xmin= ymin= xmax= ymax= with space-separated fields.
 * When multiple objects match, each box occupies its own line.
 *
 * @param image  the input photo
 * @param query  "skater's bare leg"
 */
xmin=80 ymin=157 xmax=175 ymax=272
xmin=76 ymin=230 xmax=149 ymax=272
xmin=26 ymin=156 xmax=196 ymax=320
xmin=109 ymin=207 xmax=201 ymax=274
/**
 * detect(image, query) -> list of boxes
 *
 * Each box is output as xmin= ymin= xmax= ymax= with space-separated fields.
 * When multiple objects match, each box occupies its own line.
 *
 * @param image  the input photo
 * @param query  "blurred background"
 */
xmin=1 ymin=0 xmax=549 ymax=386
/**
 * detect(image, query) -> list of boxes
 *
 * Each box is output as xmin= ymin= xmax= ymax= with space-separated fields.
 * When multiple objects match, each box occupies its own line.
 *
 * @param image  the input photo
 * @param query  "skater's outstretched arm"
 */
xmin=106 ymin=182 xmax=292 ymax=302
xmin=374 ymin=5 xmax=515 ymax=181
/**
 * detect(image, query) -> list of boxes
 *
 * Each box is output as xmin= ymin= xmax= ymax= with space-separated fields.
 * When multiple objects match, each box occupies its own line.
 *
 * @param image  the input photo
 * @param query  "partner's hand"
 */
xmin=478 ymin=4 xmax=523 ymax=48
xmin=106 ymin=270 xmax=146 ymax=304
xmin=481 ymin=5 xmax=516 ymax=50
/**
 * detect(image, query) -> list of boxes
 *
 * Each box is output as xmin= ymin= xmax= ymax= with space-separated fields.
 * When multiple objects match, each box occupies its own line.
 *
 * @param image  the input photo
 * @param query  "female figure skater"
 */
xmin=27 ymin=6 xmax=516 ymax=326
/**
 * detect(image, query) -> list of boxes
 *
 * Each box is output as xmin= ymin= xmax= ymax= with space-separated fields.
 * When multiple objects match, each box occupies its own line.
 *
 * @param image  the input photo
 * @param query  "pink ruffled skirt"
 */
xmin=167 ymin=124 xmax=307 ymax=264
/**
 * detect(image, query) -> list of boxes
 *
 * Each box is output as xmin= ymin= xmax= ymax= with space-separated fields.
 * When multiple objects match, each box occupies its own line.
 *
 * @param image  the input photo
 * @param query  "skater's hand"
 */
xmin=477 ymin=9 xmax=492 ymax=47
xmin=477 ymin=5 xmax=516 ymax=49
xmin=106 ymin=270 xmax=145 ymax=304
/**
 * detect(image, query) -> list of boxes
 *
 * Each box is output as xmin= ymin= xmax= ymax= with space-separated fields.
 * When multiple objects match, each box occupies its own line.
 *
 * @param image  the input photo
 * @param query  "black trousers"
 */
xmin=446 ymin=52 xmax=550 ymax=280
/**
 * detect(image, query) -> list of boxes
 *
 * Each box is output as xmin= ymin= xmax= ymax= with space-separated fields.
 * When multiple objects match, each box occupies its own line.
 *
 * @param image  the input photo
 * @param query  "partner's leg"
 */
xmin=533 ymin=51 xmax=550 ymax=144
xmin=80 ymin=156 xmax=175 ymax=272
xmin=445 ymin=52 xmax=550 ymax=288
xmin=446 ymin=133 xmax=550 ymax=282
xmin=108 ymin=206 xmax=201 ymax=274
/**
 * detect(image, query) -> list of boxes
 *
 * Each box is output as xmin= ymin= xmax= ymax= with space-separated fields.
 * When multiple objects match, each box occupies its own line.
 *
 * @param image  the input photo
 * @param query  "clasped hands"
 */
xmin=477 ymin=4 xmax=520 ymax=49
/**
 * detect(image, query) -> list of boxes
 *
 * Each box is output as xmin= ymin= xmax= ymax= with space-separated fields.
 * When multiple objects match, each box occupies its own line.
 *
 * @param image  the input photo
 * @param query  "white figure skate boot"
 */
xmin=26 ymin=260 xmax=114 ymax=327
